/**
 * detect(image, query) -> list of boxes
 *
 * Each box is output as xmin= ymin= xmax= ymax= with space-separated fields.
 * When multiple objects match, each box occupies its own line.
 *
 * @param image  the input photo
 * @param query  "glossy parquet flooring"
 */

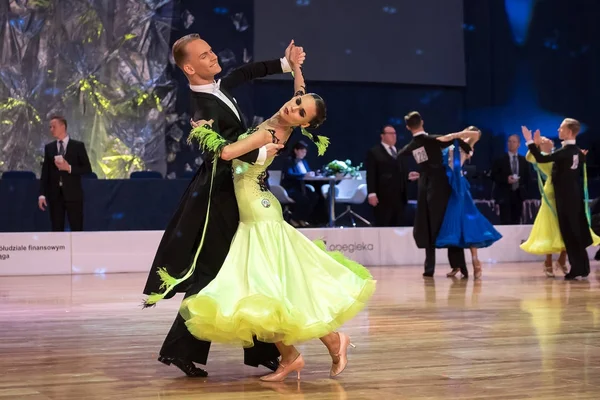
xmin=1 ymin=264 xmax=600 ymax=399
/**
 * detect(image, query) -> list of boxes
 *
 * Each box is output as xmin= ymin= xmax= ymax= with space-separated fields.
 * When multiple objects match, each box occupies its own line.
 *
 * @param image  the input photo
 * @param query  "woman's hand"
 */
xmin=191 ymin=118 xmax=214 ymax=129
xmin=408 ymin=171 xmax=420 ymax=181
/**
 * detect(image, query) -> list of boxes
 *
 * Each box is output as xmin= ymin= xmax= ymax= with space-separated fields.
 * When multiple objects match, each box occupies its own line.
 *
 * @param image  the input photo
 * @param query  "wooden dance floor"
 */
xmin=2 ymin=264 xmax=600 ymax=399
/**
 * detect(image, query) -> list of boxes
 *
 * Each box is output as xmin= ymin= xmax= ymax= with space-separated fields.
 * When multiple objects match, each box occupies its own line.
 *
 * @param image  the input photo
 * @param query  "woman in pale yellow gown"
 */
xmin=520 ymin=137 xmax=600 ymax=276
xmin=173 ymin=50 xmax=375 ymax=382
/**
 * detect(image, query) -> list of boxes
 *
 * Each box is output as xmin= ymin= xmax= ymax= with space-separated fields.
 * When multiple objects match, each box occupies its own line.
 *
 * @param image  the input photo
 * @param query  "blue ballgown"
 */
xmin=435 ymin=142 xmax=502 ymax=248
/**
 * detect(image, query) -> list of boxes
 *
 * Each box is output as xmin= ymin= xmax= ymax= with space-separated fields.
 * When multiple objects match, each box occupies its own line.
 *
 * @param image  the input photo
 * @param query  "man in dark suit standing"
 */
xmin=523 ymin=121 xmax=592 ymax=280
xmin=281 ymin=140 xmax=318 ymax=227
xmin=365 ymin=125 xmax=409 ymax=226
xmin=491 ymin=134 xmax=531 ymax=224
xmin=38 ymin=115 xmax=92 ymax=231
xmin=143 ymin=34 xmax=297 ymax=377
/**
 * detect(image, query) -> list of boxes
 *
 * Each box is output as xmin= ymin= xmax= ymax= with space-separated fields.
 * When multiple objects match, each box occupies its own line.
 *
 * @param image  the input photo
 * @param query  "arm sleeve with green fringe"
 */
xmin=192 ymin=101 xmax=259 ymax=164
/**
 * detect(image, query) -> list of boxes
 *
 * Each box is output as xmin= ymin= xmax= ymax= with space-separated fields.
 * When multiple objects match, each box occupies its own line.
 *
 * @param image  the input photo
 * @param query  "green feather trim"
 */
xmin=301 ymin=127 xmax=314 ymax=141
xmin=187 ymin=124 xmax=227 ymax=154
xmin=301 ymin=128 xmax=329 ymax=156
xmin=313 ymin=135 xmax=330 ymax=156
xmin=157 ymin=267 xmax=179 ymax=290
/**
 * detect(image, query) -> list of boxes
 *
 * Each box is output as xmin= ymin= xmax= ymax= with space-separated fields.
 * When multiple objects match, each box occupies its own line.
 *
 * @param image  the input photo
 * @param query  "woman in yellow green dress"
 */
xmin=152 ymin=51 xmax=375 ymax=382
xmin=520 ymin=136 xmax=600 ymax=276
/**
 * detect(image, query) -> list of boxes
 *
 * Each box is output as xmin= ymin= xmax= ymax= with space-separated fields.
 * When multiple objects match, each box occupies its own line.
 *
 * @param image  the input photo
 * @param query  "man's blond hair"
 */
xmin=172 ymin=34 xmax=201 ymax=70
xmin=563 ymin=118 xmax=581 ymax=135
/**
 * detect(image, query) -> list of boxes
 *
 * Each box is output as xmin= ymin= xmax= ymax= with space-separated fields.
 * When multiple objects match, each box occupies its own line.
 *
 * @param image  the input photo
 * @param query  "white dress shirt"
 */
xmin=189 ymin=58 xmax=292 ymax=166
xmin=381 ymin=142 xmax=397 ymax=158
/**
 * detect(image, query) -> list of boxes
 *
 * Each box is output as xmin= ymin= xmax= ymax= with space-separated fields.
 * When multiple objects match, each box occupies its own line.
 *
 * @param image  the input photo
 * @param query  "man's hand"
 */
xmin=38 ymin=197 xmax=47 ymax=211
xmin=289 ymin=44 xmax=306 ymax=69
xmin=533 ymin=129 xmax=541 ymax=145
xmin=265 ymin=143 xmax=284 ymax=158
xmin=285 ymin=40 xmax=295 ymax=65
xmin=191 ymin=118 xmax=214 ymax=129
xmin=368 ymin=194 xmax=378 ymax=207
xmin=508 ymin=175 xmax=518 ymax=184
xmin=55 ymin=159 xmax=70 ymax=172
xmin=521 ymin=125 xmax=533 ymax=143
xmin=408 ymin=171 xmax=420 ymax=181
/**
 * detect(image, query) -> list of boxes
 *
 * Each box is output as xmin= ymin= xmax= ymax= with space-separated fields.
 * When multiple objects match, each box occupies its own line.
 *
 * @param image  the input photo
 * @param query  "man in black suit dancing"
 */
xmin=523 ymin=120 xmax=593 ymax=280
xmin=143 ymin=34 xmax=301 ymax=376
xmin=38 ymin=115 xmax=92 ymax=231
xmin=398 ymin=112 xmax=471 ymax=277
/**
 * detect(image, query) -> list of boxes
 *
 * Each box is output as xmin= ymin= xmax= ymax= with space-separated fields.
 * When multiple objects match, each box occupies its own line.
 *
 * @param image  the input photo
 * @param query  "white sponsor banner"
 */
xmin=299 ymin=227 xmax=380 ymax=266
xmin=477 ymin=224 xmax=539 ymax=263
xmin=377 ymin=225 xmax=573 ymax=265
xmin=0 ymin=232 xmax=71 ymax=275
xmin=71 ymin=231 xmax=163 ymax=274
xmin=1 ymin=225 xmax=597 ymax=276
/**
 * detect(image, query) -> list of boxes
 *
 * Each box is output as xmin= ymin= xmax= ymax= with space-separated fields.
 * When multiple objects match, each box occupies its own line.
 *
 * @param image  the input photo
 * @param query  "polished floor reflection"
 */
xmin=1 ymin=264 xmax=600 ymax=399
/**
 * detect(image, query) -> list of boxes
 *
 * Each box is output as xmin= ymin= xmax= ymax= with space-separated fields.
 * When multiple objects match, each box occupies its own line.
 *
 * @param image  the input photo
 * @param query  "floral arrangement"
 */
xmin=322 ymin=159 xmax=363 ymax=178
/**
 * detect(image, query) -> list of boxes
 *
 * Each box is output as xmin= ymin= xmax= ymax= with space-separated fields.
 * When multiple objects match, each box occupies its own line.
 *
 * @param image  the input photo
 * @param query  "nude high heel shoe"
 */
xmin=330 ymin=332 xmax=355 ymax=377
xmin=544 ymin=262 xmax=555 ymax=278
xmin=554 ymin=261 xmax=568 ymax=275
xmin=260 ymin=354 xmax=305 ymax=382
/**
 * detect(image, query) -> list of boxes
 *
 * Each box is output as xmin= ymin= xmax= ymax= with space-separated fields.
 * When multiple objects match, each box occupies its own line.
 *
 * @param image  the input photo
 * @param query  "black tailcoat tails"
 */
xmin=527 ymin=142 xmax=592 ymax=278
xmin=398 ymin=134 xmax=471 ymax=275
xmin=143 ymin=60 xmax=284 ymax=366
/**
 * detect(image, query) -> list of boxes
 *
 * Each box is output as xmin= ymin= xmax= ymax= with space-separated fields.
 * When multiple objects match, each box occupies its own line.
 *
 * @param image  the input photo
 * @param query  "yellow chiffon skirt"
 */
xmin=179 ymin=220 xmax=376 ymax=347
xmin=521 ymin=198 xmax=600 ymax=254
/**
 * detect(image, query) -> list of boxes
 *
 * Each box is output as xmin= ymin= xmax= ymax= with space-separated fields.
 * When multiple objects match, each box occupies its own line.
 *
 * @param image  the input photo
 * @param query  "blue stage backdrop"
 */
xmin=173 ymin=0 xmax=600 ymax=180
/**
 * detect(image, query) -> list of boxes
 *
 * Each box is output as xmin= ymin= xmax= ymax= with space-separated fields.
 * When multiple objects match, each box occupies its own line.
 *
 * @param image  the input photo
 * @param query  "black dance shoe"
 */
xmin=158 ymin=356 xmax=208 ymax=377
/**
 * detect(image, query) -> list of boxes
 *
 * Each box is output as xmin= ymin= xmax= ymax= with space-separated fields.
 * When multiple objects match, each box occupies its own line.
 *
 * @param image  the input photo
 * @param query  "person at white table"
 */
xmin=281 ymin=140 xmax=318 ymax=227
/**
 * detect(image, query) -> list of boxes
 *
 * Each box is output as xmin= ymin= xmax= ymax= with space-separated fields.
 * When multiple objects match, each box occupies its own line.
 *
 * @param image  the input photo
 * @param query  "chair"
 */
xmin=2 ymin=171 xmax=36 ymax=180
xmin=268 ymin=170 xmax=282 ymax=186
xmin=130 ymin=171 xmax=163 ymax=179
xmin=322 ymin=178 xmax=371 ymax=227
xmin=270 ymin=184 xmax=294 ymax=220
xmin=180 ymin=170 xmax=195 ymax=179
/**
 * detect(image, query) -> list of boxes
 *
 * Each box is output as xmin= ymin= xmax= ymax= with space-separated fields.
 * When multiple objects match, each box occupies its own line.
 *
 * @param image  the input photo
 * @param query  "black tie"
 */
xmin=58 ymin=140 xmax=65 ymax=156
xmin=390 ymin=146 xmax=397 ymax=159
xmin=511 ymin=155 xmax=518 ymax=190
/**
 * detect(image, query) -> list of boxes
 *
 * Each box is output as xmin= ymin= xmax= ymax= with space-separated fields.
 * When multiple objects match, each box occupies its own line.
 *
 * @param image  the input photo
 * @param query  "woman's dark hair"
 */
xmin=293 ymin=140 xmax=308 ymax=150
xmin=306 ymin=93 xmax=326 ymax=129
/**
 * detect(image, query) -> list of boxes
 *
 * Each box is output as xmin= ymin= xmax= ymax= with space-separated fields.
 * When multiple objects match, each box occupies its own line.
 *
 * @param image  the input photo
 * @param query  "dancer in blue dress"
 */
xmin=435 ymin=126 xmax=502 ymax=279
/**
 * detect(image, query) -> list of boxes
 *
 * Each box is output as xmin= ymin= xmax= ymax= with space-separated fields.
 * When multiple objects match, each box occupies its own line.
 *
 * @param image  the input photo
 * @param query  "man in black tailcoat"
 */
xmin=143 ymin=34 xmax=298 ymax=376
